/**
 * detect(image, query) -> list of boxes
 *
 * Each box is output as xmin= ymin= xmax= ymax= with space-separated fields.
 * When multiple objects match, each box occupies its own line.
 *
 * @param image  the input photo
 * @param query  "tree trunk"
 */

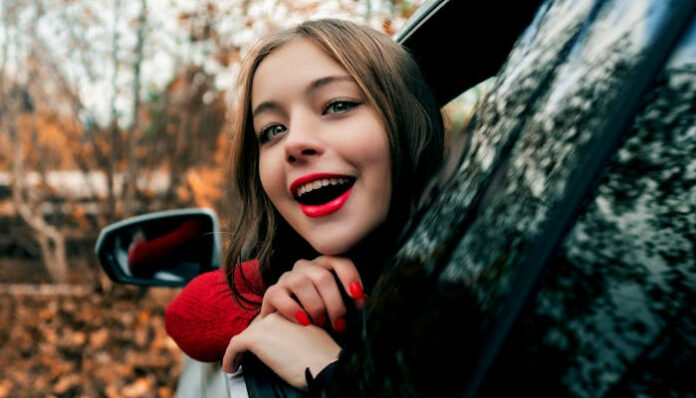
xmin=123 ymin=0 xmax=147 ymax=217
xmin=8 ymin=100 xmax=68 ymax=283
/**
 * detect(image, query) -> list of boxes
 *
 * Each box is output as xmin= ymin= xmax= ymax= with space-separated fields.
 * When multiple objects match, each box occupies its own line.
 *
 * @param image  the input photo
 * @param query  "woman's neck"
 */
xmin=345 ymin=224 xmax=397 ymax=292
xmin=269 ymin=216 xmax=401 ymax=291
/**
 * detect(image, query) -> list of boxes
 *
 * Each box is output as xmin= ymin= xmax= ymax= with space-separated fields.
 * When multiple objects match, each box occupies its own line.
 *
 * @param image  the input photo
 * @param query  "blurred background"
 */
xmin=0 ymin=1 xmax=436 ymax=396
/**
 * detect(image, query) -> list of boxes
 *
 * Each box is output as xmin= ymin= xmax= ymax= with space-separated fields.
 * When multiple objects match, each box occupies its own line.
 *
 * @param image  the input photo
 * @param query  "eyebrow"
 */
xmin=252 ymin=75 xmax=356 ymax=118
xmin=308 ymin=75 xmax=355 ymax=92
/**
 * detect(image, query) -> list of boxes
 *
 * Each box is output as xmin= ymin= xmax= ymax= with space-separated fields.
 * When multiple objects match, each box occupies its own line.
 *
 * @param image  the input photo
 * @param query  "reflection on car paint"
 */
xmin=444 ymin=0 xmax=680 ymax=305
xmin=505 ymin=20 xmax=696 ymax=396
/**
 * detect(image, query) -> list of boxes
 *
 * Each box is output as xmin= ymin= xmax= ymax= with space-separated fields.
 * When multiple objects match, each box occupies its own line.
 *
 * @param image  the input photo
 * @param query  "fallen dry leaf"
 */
xmin=121 ymin=377 xmax=153 ymax=397
xmin=0 ymin=284 xmax=182 ymax=397
xmin=53 ymin=374 xmax=82 ymax=394
xmin=70 ymin=330 xmax=88 ymax=346
xmin=0 ymin=379 xmax=14 ymax=398
xmin=158 ymin=386 xmax=174 ymax=398
xmin=89 ymin=328 xmax=109 ymax=348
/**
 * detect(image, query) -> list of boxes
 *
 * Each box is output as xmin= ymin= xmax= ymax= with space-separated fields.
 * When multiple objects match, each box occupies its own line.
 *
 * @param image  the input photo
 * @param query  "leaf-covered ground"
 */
xmin=0 ymin=259 xmax=183 ymax=398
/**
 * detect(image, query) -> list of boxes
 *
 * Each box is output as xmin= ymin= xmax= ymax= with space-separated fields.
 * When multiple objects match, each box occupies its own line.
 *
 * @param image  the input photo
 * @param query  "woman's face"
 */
xmin=251 ymin=38 xmax=392 ymax=255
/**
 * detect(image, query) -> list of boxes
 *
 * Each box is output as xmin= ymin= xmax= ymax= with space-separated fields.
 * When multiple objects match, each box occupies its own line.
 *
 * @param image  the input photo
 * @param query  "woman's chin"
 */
xmin=308 ymin=239 xmax=354 ymax=257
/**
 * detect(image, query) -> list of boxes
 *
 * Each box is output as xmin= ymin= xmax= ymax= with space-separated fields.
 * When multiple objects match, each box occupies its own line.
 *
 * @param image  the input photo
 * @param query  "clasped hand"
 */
xmin=222 ymin=256 xmax=365 ymax=389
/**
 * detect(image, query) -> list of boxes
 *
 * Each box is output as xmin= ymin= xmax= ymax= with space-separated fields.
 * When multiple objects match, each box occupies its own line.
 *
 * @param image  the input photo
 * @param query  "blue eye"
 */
xmin=324 ymin=100 xmax=359 ymax=115
xmin=258 ymin=124 xmax=286 ymax=143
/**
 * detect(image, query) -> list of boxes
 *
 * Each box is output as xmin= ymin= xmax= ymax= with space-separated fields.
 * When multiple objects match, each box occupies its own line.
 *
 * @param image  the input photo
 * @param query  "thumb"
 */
xmin=222 ymin=335 xmax=246 ymax=373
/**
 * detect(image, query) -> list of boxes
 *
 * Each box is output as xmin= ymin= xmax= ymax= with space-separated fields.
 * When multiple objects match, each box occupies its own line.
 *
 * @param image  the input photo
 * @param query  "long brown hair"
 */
xmin=225 ymin=19 xmax=444 ymax=303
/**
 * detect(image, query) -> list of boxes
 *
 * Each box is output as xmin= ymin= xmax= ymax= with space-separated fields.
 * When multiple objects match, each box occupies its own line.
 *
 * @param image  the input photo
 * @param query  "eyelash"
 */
xmin=256 ymin=100 xmax=361 ymax=144
xmin=323 ymin=99 xmax=360 ymax=115
xmin=257 ymin=124 xmax=286 ymax=144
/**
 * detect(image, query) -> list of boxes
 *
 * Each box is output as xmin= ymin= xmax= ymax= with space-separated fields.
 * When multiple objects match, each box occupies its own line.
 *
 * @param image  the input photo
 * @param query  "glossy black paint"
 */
xmin=481 ymin=12 xmax=696 ymax=398
xmin=327 ymin=0 xmax=696 ymax=397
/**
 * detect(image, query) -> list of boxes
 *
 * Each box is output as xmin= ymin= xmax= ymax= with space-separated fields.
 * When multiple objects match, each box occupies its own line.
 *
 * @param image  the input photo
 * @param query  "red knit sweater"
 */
xmin=128 ymin=218 xmax=204 ymax=276
xmin=164 ymin=260 xmax=265 ymax=362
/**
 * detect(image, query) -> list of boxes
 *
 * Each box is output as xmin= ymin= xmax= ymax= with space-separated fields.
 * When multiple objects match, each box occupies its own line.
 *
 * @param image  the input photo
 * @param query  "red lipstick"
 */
xmin=300 ymin=187 xmax=353 ymax=218
xmin=290 ymin=173 xmax=344 ymax=196
xmin=290 ymin=173 xmax=354 ymax=218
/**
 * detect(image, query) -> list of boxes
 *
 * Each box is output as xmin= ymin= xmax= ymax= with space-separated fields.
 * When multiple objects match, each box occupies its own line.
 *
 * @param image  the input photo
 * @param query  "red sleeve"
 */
xmin=129 ymin=218 xmax=204 ymax=273
xmin=164 ymin=260 xmax=265 ymax=362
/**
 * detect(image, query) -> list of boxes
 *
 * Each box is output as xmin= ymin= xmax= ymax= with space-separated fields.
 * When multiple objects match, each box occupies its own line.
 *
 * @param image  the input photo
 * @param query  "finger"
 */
xmin=261 ymin=283 xmax=312 ymax=326
xmin=283 ymin=265 xmax=329 ymax=327
xmin=234 ymin=314 xmax=341 ymax=388
xmin=294 ymin=261 xmax=347 ymax=329
xmin=312 ymin=256 xmax=366 ymax=308
xmin=222 ymin=334 xmax=247 ymax=373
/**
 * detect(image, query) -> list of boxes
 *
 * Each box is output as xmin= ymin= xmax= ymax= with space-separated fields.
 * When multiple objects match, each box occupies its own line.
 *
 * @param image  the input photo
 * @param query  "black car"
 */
xmin=98 ymin=0 xmax=696 ymax=396
xmin=325 ymin=0 xmax=696 ymax=396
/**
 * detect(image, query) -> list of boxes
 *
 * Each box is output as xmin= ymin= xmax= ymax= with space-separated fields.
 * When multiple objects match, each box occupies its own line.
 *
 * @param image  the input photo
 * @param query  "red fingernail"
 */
xmin=349 ymin=282 xmax=365 ymax=300
xmin=295 ymin=311 xmax=310 ymax=326
xmin=334 ymin=317 xmax=347 ymax=333
xmin=315 ymin=313 xmax=327 ymax=327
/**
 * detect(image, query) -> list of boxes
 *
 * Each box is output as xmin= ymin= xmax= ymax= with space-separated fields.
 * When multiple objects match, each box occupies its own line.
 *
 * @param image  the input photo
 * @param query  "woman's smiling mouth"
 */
xmin=290 ymin=174 xmax=356 ymax=217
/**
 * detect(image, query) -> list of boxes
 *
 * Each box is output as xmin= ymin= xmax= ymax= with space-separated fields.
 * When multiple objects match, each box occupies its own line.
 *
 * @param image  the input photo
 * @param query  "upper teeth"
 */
xmin=296 ymin=178 xmax=349 ymax=197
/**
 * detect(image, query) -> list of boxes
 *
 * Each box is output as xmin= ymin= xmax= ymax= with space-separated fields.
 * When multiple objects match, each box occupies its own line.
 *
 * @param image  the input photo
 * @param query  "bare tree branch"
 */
xmin=122 ymin=0 xmax=147 ymax=217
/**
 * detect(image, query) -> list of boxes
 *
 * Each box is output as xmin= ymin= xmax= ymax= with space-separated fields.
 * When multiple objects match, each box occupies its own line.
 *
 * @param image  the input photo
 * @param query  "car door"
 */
xmin=322 ymin=0 xmax=696 ymax=396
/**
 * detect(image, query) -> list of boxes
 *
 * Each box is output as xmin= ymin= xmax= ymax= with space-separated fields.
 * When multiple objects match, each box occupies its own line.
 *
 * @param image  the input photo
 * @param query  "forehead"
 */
xmin=251 ymin=38 xmax=352 ymax=106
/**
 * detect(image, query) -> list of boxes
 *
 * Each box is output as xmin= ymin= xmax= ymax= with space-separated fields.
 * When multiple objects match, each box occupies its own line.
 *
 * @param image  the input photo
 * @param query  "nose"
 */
xmin=284 ymin=111 xmax=323 ymax=163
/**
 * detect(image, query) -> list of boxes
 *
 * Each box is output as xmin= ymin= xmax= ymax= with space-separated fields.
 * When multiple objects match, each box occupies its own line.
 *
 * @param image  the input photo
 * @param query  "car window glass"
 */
xmin=484 ymin=18 xmax=696 ymax=397
xmin=407 ymin=0 xmax=680 ymax=314
xmin=329 ymin=1 xmax=695 ymax=396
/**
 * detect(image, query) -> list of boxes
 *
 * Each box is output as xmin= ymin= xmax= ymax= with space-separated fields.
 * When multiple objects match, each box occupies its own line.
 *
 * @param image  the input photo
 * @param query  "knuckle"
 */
xmin=293 ymin=259 xmax=311 ymax=270
xmin=263 ymin=286 xmax=284 ymax=303
xmin=277 ymin=271 xmax=293 ymax=283
xmin=315 ymin=269 xmax=335 ymax=288
xmin=264 ymin=284 xmax=279 ymax=296
xmin=336 ymin=259 xmax=356 ymax=275
xmin=286 ymin=273 xmax=308 ymax=291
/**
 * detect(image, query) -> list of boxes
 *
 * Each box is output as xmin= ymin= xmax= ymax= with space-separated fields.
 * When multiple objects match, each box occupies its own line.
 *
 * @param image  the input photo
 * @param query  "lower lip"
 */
xmin=300 ymin=187 xmax=353 ymax=218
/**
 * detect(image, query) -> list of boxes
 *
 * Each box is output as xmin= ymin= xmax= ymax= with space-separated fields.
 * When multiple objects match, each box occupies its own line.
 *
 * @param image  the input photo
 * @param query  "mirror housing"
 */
xmin=95 ymin=208 xmax=222 ymax=287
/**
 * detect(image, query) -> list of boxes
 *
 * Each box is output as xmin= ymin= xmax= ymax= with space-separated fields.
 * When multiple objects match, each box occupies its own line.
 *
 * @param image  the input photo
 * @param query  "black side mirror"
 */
xmin=95 ymin=208 xmax=222 ymax=287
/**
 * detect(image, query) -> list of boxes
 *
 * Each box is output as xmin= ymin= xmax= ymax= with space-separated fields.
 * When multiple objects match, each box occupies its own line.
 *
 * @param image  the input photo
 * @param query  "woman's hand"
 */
xmin=260 ymin=256 xmax=366 ymax=332
xmin=222 ymin=312 xmax=340 ymax=389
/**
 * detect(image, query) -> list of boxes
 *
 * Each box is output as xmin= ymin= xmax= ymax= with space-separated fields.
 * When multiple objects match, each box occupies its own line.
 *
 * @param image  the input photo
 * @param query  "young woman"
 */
xmin=164 ymin=18 xmax=444 ymax=392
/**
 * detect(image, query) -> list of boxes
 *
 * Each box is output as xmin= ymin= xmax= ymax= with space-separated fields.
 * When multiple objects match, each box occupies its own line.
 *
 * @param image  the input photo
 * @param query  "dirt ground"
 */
xmin=0 ymin=258 xmax=183 ymax=398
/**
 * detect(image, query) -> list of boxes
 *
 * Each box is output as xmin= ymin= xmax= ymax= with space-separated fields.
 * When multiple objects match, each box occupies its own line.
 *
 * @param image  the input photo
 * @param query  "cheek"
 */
xmin=257 ymin=152 xmax=278 ymax=201
xmin=360 ymin=132 xmax=392 ymax=214
xmin=372 ymin=133 xmax=392 ymax=186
